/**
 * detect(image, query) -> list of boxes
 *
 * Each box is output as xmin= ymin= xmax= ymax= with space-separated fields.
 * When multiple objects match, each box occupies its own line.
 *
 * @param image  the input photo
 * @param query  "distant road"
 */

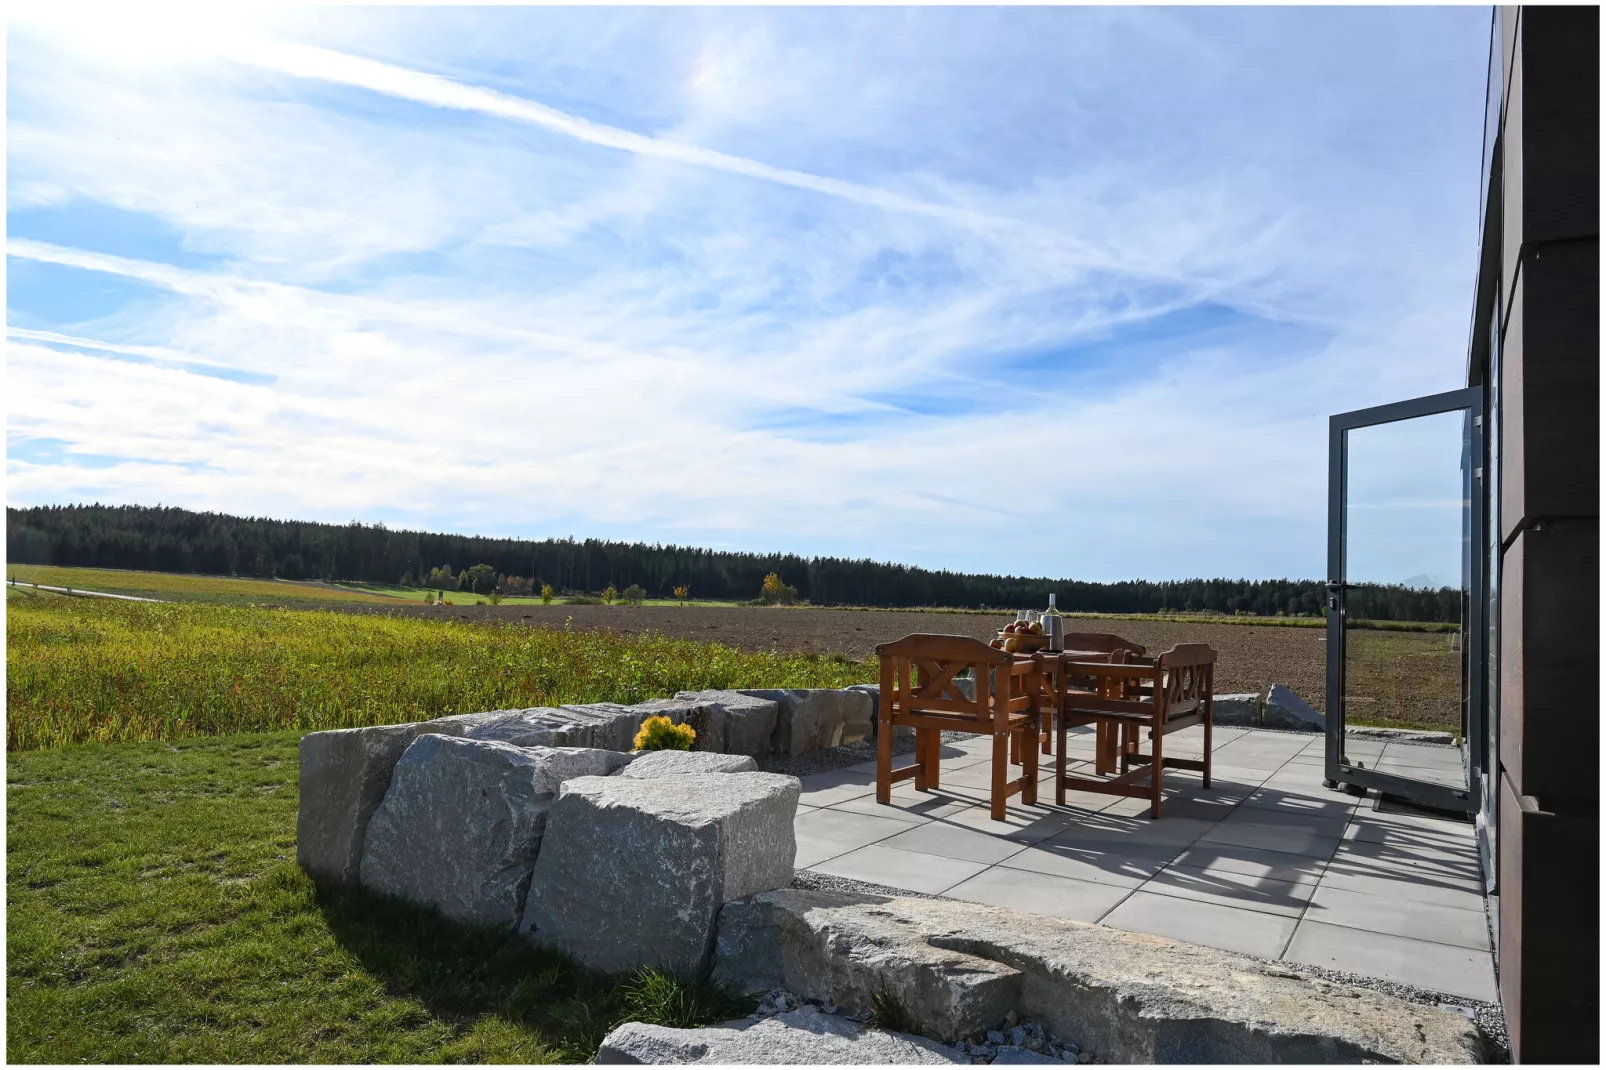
xmin=7 ymin=580 xmax=165 ymax=603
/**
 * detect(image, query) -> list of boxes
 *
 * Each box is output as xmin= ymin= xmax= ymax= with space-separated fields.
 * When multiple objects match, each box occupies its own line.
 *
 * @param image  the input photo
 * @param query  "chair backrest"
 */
xmin=875 ymin=633 xmax=1013 ymax=727
xmin=1157 ymin=643 xmax=1217 ymax=716
xmin=1063 ymin=632 xmax=1146 ymax=657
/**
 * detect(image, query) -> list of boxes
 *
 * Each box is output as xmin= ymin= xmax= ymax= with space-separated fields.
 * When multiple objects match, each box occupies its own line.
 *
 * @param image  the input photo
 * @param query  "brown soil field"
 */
xmin=339 ymin=603 xmax=1331 ymax=713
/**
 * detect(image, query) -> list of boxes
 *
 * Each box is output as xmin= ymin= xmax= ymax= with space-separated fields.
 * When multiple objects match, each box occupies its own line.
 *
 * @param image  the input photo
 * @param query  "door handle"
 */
xmin=1325 ymin=581 xmax=1345 ymax=611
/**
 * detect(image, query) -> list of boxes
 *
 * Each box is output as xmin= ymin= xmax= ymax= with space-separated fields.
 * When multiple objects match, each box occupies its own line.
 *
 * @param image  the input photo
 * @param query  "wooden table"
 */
xmin=1009 ymin=648 xmax=1124 ymax=775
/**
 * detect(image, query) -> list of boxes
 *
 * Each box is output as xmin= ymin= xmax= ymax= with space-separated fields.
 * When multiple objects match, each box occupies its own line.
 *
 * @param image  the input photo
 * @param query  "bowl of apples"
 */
xmin=991 ymin=619 xmax=1048 ymax=653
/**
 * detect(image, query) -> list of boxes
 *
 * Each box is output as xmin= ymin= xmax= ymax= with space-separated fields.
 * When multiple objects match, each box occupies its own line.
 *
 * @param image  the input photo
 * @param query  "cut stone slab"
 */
xmin=737 ymin=689 xmax=875 ymax=756
xmin=712 ymin=888 xmax=1481 ymax=1063
xmin=521 ymin=772 xmax=801 ymax=976
xmin=1263 ymin=684 xmax=1326 ymax=732
xmin=673 ymin=691 xmax=781 ymax=758
xmin=613 ymin=751 xmax=757 ymax=778
xmin=297 ymin=716 xmax=481 ymax=886
xmin=846 ymin=685 xmax=915 ymax=744
xmin=596 ymin=1007 xmax=966 ymax=1064
xmin=359 ymin=736 xmax=630 ymax=928
xmin=1211 ymin=693 xmax=1261 ymax=728
xmin=463 ymin=704 xmax=640 ymax=750
xmin=631 ymin=697 xmax=729 ymax=753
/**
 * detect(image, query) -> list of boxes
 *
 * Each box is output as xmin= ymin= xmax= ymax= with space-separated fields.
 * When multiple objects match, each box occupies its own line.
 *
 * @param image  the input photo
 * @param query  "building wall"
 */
xmin=1491 ymin=6 xmax=1598 ymax=1063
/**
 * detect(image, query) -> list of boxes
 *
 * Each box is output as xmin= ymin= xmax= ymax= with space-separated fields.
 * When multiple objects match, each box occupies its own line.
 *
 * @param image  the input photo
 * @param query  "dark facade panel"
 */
xmin=1498 ymin=771 xmax=1601 ymax=1064
xmin=1497 ymin=519 xmax=1600 ymax=802
xmin=1514 ymin=6 xmax=1600 ymax=247
xmin=1498 ymin=242 xmax=1601 ymax=539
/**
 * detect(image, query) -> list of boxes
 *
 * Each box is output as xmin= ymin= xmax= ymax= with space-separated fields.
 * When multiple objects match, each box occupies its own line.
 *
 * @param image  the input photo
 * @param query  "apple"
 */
xmin=989 ymin=638 xmax=1004 ymax=649
xmin=1029 ymin=622 xmax=1043 ymax=635
xmin=1002 ymin=636 xmax=1021 ymax=652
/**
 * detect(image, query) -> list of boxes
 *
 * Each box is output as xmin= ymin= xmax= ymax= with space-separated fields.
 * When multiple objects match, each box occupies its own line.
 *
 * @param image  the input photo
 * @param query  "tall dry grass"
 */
xmin=6 ymin=592 xmax=874 ymax=750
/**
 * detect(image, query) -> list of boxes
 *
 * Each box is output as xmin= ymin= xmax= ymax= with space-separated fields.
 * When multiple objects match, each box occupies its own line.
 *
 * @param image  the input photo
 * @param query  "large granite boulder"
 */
xmin=846 ymin=684 xmax=916 ymax=745
xmin=613 ymin=751 xmax=758 ymax=778
xmin=359 ymin=736 xmax=630 ymax=928
xmin=597 ymin=1007 xmax=966 ymax=1064
xmin=296 ymin=713 xmax=498 ymax=885
xmin=464 ymin=704 xmax=642 ymax=750
xmin=713 ymin=888 xmax=1481 ymax=1063
xmin=736 ymin=689 xmax=875 ymax=757
xmin=1263 ymin=684 xmax=1325 ymax=732
xmin=630 ymin=698 xmax=725 ymax=753
xmin=673 ymin=691 xmax=781 ymax=758
xmin=1211 ymin=693 xmax=1261 ymax=728
xmin=521 ymin=772 xmax=800 ymax=976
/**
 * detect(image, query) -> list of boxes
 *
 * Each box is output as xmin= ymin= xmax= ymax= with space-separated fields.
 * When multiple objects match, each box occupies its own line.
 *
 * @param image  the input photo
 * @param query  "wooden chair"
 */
xmin=1054 ymin=643 xmax=1217 ymax=818
xmin=1051 ymin=633 xmax=1147 ymax=772
xmin=876 ymin=634 xmax=1043 ymax=821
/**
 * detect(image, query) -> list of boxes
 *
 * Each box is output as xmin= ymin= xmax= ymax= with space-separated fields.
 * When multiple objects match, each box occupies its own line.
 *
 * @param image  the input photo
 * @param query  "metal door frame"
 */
xmin=1325 ymin=386 xmax=1485 ymax=813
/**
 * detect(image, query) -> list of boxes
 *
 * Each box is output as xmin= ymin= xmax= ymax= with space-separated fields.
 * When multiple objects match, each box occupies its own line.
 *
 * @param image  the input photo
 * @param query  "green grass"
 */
xmin=5 ymin=589 xmax=875 ymax=751
xmin=6 ymin=733 xmax=750 ymax=1062
xmin=8 ymin=565 xmax=410 ymax=609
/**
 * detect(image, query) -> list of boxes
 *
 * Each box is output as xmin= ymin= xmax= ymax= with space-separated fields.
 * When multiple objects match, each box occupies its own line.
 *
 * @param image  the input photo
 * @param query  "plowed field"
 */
xmin=354 ymin=603 xmax=1332 ymax=713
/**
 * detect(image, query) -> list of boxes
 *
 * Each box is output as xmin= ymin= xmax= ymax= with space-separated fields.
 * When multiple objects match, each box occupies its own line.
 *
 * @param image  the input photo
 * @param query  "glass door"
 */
xmin=1325 ymin=387 xmax=1484 ymax=813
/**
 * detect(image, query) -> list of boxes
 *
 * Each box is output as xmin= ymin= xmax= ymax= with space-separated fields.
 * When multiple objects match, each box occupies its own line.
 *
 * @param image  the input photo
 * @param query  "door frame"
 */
xmin=1325 ymin=385 xmax=1485 ymax=813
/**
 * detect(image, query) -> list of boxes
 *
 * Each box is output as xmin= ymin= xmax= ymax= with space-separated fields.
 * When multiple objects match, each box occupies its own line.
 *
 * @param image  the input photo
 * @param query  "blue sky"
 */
xmin=7 ymin=6 xmax=1490 ymax=583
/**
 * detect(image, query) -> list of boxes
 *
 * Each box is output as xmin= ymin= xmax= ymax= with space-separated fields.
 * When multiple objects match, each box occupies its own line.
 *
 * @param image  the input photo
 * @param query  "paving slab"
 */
xmin=997 ymin=842 xmax=1172 ymax=888
xmin=946 ymin=865 xmax=1134 ymax=922
xmin=1138 ymin=866 xmax=1317 ymax=919
xmin=879 ymin=820 xmax=1033 ymax=865
xmin=1196 ymin=820 xmax=1343 ymax=860
xmin=794 ymin=808 xmax=915 ymax=868
xmin=810 ymin=843 xmax=988 ymax=895
xmin=1310 ymin=866 xmax=1486 ymax=910
xmin=1166 ymin=843 xmax=1329 ymax=885
xmin=1284 ymin=920 xmax=1498 ymax=1003
xmin=796 ymin=771 xmax=879 ymax=808
xmin=826 ymin=789 xmax=970 ymax=823
xmin=1101 ymin=890 xmax=1298 ymax=959
xmin=1304 ymin=883 xmax=1491 ymax=950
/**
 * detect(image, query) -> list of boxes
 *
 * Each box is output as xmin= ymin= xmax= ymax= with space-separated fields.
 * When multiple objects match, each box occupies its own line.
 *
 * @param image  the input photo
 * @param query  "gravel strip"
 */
xmin=789 ymin=868 xmax=954 ymax=902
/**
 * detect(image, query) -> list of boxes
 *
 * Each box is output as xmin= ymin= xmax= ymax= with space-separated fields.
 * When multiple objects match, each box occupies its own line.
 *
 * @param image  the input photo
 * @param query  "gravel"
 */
xmin=789 ymin=869 xmax=952 ymax=901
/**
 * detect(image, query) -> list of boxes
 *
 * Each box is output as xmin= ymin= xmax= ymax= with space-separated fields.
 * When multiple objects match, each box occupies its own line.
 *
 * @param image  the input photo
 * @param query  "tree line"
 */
xmin=5 ymin=503 xmax=1461 ymax=621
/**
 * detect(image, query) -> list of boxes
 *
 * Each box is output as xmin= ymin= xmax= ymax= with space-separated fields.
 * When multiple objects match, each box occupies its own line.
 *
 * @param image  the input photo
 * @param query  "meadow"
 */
xmin=5 ymin=588 xmax=874 ymax=751
xmin=6 ymin=732 xmax=747 ymax=1062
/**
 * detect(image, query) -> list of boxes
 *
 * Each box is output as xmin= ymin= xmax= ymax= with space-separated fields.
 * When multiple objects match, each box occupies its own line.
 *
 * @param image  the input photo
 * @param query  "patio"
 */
xmin=793 ymin=724 xmax=1495 ymax=1004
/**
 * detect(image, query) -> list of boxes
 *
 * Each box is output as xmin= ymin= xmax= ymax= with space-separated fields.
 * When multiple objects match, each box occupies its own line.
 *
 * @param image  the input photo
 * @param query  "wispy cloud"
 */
xmin=6 ymin=7 xmax=1490 ymax=580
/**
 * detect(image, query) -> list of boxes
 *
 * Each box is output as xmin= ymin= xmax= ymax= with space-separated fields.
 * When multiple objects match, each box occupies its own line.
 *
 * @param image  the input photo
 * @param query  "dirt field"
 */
xmin=343 ymin=603 xmax=1331 ymax=712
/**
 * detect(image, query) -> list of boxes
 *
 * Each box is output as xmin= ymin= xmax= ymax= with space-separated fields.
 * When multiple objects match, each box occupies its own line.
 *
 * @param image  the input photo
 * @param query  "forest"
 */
xmin=6 ymin=503 xmax=1462 ymax=621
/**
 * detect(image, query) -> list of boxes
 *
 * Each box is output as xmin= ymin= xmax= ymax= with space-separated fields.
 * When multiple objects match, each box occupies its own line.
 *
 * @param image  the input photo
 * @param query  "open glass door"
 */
xmin=1325 ymin=387 xmax=1484 ymax=813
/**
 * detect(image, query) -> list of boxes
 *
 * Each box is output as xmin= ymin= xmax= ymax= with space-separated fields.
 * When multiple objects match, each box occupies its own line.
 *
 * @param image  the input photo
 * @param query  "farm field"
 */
xmin=6 ymin=733 xmax=745 ymax=1062
xmin=4 ymin=589 xmax=873 ymax=751
xmin=352 ymin=602 xmax=1333 ymax=713
xmin=7 ymin=565 xmax=409 ymax=609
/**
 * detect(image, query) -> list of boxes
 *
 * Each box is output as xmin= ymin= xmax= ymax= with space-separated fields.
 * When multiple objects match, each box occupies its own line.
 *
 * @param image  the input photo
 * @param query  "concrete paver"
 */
xmin=1102 ymin=890 xmax=1299 ymax=959
xmin=946 ymin=865 xmax=1133 ymax=921
xmin=811 ymin=843 xmax=988 ymax=895
xmin=793 ymin=726 xmax=1497 ymax=1003
xmin=1284 ymin=920 xmax=1498 ymax=1003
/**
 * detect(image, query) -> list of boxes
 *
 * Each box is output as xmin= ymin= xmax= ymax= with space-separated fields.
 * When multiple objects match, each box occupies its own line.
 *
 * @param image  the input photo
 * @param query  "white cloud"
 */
xmin=6 ymin=8 xmax=1489 ymax=580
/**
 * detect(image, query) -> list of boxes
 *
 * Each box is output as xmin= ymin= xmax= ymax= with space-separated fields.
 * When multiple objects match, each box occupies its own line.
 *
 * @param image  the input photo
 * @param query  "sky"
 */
xmin=6 ymin=5 xmax=1493 ymax=583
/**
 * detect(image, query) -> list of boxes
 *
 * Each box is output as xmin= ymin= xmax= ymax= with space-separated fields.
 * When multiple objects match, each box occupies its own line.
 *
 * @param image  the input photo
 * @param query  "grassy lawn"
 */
xmin=6 ymin=733 xmax=748 ymax=1062
xmin=8 ymin=565 xmax=410 ymax=609
xmin=6 ymin=588 xmax=875 ymax=750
